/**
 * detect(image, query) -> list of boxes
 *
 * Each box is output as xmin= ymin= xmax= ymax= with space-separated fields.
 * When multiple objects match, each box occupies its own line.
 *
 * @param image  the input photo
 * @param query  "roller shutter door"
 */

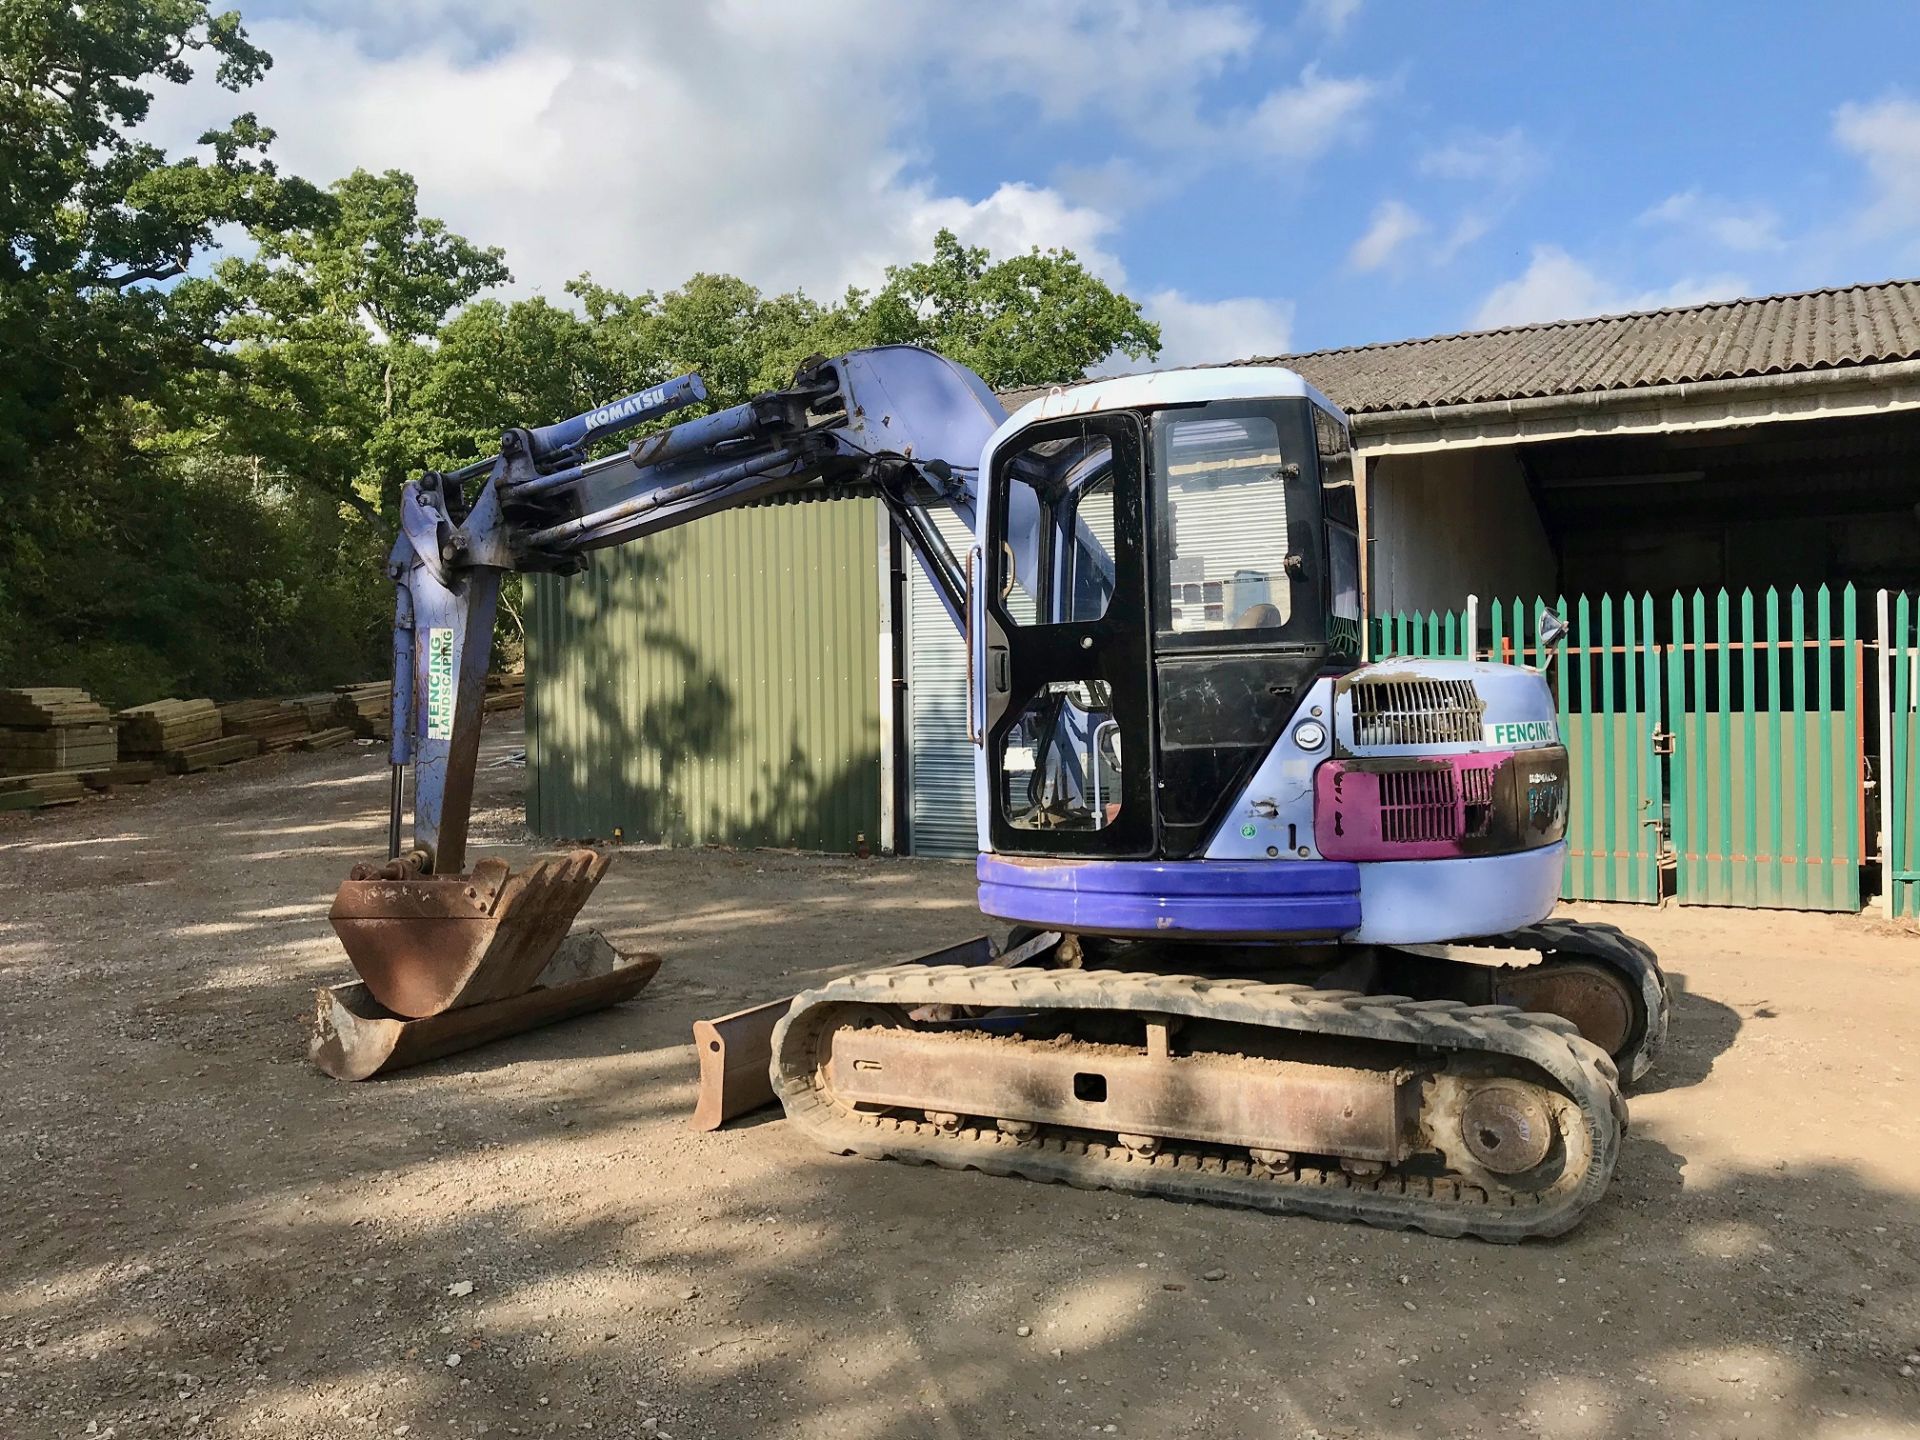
xmin=905 ymin=511 xmax=980 ymax=856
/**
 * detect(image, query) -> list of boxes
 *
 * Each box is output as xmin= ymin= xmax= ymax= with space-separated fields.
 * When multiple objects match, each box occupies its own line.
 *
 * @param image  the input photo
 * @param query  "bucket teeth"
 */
xmin=329 ymin=848 xmax=614 ymax=1018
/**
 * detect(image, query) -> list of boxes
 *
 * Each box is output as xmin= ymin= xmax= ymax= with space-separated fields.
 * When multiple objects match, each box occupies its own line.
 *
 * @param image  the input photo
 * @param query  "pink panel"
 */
xmin=1313 ymin=751 xmax=1516 ymax=861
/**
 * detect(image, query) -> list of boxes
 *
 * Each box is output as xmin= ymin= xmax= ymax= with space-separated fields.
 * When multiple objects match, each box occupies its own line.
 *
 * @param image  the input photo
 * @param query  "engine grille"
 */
xmin=1376 ymin=765 xmax=1497 ymax=845
xmin=1350 ymin=677 xmax=1485 ymax=747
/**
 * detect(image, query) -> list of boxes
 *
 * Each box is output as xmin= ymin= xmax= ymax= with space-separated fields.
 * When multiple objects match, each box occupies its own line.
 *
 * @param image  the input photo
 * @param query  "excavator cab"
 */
xmin=979 ymin=385 xmax=1357 ymax=868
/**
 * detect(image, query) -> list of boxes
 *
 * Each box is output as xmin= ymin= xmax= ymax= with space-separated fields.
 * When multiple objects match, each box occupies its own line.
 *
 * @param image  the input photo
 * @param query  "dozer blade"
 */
xmin=311 ymin=928 xmax=660 ymax=1081
xmin=688 ymin=933 xmax=1019 ymax=1132
xmin=330 ymin=849 xmax=613 ymax=1019
xmin=691 ymin=997 xmax=795 ymax=1132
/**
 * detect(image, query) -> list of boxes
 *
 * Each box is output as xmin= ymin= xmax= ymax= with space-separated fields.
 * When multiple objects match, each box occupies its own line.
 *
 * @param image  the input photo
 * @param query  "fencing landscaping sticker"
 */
xmin=427 ymin=627 xmax=454 ymax=740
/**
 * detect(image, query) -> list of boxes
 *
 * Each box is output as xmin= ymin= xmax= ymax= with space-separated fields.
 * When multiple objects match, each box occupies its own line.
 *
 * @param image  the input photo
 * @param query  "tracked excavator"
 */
xmin=323 ymin=345 xmax=1668 ymax=1240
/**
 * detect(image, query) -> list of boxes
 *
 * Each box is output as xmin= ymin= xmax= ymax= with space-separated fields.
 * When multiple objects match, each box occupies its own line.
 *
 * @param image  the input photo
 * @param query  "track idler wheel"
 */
xmin=329 ymin=849 xmax=612 ymax=1018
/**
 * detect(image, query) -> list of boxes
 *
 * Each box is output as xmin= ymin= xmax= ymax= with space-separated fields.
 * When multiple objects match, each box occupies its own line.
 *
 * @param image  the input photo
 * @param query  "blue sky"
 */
xmin=152 ymin=2 xmax=1920 ymax=365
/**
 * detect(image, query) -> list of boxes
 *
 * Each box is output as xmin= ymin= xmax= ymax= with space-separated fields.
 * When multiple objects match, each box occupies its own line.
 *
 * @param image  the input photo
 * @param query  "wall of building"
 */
xmin=525 ymin=498 xmax=882 ymax=851
xmin=1367 ymin=446 xmax=1557 ymax=614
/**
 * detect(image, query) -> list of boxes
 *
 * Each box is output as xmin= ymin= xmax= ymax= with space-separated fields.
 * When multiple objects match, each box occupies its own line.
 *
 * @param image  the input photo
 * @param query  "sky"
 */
xmin=147 ymin=1 xmax=1920 ymax=368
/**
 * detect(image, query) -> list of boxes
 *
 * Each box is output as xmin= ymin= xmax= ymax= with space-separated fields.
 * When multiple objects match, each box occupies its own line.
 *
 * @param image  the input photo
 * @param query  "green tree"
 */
xmin=0 ymin=1 xmax=325 ymax=463
xmin=182 ymin=168 xmax=510 ymax=522
xmin=0 ymin=1 xmax=350 ymax=700
xmin=859 ymin=228 xmax=1160 ymax=388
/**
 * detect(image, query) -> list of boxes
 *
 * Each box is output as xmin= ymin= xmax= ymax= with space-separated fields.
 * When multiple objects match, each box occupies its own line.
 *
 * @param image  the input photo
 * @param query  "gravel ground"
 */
xmin=2 ymin=714 xmax=1918 ymax=1440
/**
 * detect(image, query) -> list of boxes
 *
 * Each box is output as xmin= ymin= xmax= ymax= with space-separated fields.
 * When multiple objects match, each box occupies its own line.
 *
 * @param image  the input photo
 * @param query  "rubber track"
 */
xmin=772 ymin=965 xmax=1627 ymax=1242
xmin=1449 ymin=920 xmax=1670 ymax=1085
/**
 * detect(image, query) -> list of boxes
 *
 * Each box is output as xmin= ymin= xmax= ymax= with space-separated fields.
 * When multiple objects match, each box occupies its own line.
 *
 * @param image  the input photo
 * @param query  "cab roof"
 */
xmin=985 ymin=365 xmax=1346 ymax=467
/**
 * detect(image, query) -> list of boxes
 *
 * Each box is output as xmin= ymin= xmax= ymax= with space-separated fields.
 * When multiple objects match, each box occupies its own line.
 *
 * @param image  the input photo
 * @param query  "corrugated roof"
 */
xmin=1002 ymin=280 xmax=1920 ymax=418
xmin=1258 ymin=279 xmax=1920 ymax=414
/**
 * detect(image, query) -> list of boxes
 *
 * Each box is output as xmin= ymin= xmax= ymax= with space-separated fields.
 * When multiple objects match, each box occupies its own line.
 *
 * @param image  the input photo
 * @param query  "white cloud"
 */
xmin=1139 ymin=289 xmax=1294 ymax=367
xmin=1346 ymin=199 xmax=1428 ymax=272
xmin=956 ymin=0 xmax=1260 ymax=147
xmin=1419 ymin=127 xmax=1542 ymax=188
xmin=1640 ymin=189 xmax=1784 ymax=253
xmin=1472 ymin=246 xmax=1748 ymax=329
xmin=1245 ymin=64 xmax=1379 ymax=160
xmin=907 ymin=183 xmax=1125 ymax=283
xmin=128 ymin=4 xmax=1168 ymax=305
xmin=1833 ymin=94 xmax=1920 ymax=236
xmin=138 ymin=0 xmax=1374 ymax=316
xmin=1435 ymin=211 xmax=1491 ymax=263
xmin=1304 ymin=0 xmax=1364 ymax=37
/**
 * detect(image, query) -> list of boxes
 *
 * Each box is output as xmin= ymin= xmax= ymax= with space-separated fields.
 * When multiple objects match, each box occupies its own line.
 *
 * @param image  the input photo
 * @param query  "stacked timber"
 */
xmin=165 ymin=735 xmax=260 ymax=773
xmin=218 ymin=698 xmax=310 ymax=754
xmin=79 ymin=762 xmax=159 ymax=790
xmin=0 ymin=687 xmax=118 ymax=775
xmin=0 ymin=770 xmax=89 ymax=811
xmin=116 ymin=698 xmax=224 ymax=768
xmin=333 ymin=681 xmax=392 ymax=737
xmin=297 ymin=727 xmax=355 ymax=752
xmin=484 ymin=671 xmax=526 ymax=713
xmin=286 ymin=692 xmax=343 ymax=731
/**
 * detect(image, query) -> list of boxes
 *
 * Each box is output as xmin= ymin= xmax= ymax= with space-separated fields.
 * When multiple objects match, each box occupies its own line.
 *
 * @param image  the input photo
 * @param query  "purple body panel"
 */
xmin=976 ymin=854 xmax=1362 ymax=939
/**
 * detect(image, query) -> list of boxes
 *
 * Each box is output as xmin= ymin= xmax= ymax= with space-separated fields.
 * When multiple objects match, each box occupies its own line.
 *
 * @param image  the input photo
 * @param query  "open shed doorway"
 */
xmin=1362 ymin=407 xmax=1920 ymax=913
xmin=1524 ymin=409 xmax=1920 ymax=603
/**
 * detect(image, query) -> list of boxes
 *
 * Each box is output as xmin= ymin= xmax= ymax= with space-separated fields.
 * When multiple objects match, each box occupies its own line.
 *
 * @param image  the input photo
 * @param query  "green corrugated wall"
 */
xmin=525 ymin=499 xmax=881 ymax=851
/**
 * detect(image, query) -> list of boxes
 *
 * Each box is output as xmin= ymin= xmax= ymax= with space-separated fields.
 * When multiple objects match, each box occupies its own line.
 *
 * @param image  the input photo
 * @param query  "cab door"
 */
xmin=980 ymin=412 xmax=1154 ymax=856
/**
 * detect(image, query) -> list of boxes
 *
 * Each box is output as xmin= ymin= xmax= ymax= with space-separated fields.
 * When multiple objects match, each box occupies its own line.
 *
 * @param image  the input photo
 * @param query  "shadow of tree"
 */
xmin=525 ymin=507 xmax=882 ymax=854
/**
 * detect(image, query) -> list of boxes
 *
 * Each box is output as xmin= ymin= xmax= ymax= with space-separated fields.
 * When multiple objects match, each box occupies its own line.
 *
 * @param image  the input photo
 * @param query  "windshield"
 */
xmin=1151 ymin=399 xmax=1327 ymax=646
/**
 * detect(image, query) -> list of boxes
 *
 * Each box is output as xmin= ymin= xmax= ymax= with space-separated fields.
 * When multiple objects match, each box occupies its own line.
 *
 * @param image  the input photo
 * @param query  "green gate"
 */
xmin=1369 ymin=608 xmax=1469 ymax=659
xmin=1884 ymin=591 xmax=1920 ymax=919
xmin=1372 ymin=594 xmax=1662 ymax=903
xmin=1667 ymin=586 xmax=1861 ymax=911
xmin=1488 ymin=594 xmax=1664 ymax=903
xmin=1376 ymin=587 xmax=1865 ymax=910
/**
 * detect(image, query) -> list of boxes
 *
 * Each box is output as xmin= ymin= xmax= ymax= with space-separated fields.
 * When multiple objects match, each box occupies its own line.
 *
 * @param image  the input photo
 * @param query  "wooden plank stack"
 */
xmin=117 ymin=698 xmax=224 ymax=765
xmin=297 ymin=727 xmax=355 ymax=752
xmin=0 ymin=687 xmax=118 ymax=776
xmin=166 ymin=735 xmax=260 ymax=772
xmin=484 ymin=671 xmax=526 ymax=713
xmin=286 ymin=692 xmax=343 ymax=731
xmin=334 ymin=681 xmax=393 ymax=737
xmin=80 ymin=761 xmax=159 ymax=790
xmin=0 ymin=771 xmax=88 ymax=811
xmin=218 ymin=699 xmax=311 ymax=754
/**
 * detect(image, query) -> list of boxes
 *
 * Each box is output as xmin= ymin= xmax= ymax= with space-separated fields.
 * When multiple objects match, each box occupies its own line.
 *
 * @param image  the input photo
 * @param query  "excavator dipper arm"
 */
xmin=330 ymin=347 xmax=1004 ymax=1027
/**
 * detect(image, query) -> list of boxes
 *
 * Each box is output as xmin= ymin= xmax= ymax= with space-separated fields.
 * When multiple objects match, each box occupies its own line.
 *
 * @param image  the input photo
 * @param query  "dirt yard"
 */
xmin=3 ymin=714 xmax=1918 ymax=1440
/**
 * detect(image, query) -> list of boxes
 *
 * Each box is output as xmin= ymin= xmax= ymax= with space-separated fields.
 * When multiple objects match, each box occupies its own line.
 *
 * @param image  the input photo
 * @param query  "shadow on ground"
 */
xmin=2 ymin=722 xmax=1916 ymax=1439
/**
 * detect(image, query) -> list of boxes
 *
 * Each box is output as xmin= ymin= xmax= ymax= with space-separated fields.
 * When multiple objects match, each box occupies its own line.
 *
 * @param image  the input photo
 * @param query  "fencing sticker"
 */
xmin=426 ymin=628 xmax=455 ymax=740
xmin=1483 ymin=718 xmax=1558 ymax=747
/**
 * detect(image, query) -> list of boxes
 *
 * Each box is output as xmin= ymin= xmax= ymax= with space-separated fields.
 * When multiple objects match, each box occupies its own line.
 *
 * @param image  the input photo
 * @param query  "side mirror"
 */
xmin=1537 ymin=607 xmax=1568 ymax=672
xmin=1537 ymin=607 xmax=1569 ymax=650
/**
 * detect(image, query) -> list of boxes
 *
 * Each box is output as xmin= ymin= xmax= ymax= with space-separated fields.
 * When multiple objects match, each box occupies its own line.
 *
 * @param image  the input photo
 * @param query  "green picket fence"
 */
xmin=1886 ymin=591 xmax=1920 ymax=919
xmin=1369 ymin=608 xmax=1469 ymax=659
xmin=1372 ymin=594 xmax=1661 ymax=904
xmin=1488 ymin=594 xmax=1664 ymax=903
xmin=1374 ymin=585 xmax=1865 ymax=910
xmin=1667 ymin=586 xmax=1860 ymax=911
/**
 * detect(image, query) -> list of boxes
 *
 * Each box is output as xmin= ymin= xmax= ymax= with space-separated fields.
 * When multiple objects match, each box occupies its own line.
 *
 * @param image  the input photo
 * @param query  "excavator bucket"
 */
xmin=313 ymin=849 xmax=650 ymax=1080
xmin=329 ymin=849 xmax=613 ymax=1018
xmin=312 ymin=929 xmax=660 ymax=1081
